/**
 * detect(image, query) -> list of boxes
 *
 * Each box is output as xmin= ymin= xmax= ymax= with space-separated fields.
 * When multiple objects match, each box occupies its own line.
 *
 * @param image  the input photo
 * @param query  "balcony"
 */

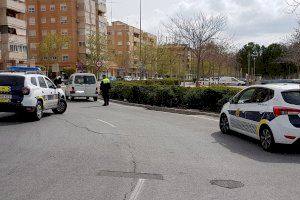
xmin=0 ymin=16 xmax=26 ymax=29
xmin=98 ymin=3 xmax=107 ymax=13
xmin=8 ymin=51 xmax=27 ymax=61
xmin=0 ymin=0 xmax=26 ymax=13
xmin=1 ymin=33 xmax=26 ymax=44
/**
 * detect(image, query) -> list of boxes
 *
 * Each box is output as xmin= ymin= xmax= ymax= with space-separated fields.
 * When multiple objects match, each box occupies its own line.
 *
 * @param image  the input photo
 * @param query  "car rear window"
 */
xmin=85 ymin=76 xmax=96 ymax=84
xmin=74 ymin=75 xmax=96 ymax=84
xmin=0 ymin=75 xmax=25 ymax=86
xmin=282 ymin=91 xmax=300 ymax=105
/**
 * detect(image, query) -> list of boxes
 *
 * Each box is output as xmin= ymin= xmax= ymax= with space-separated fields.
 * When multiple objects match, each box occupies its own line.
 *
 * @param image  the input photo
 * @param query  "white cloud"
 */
xmin=108 ymin=0 xmax=298 ymax=47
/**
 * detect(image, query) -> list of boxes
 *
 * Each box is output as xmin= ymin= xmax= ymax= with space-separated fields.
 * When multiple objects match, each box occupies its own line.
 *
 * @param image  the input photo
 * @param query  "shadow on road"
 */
xmin=211 ymin=131 xmax=300 ymax=164
xmin=0 ymin=112 xmax=53 ymax=126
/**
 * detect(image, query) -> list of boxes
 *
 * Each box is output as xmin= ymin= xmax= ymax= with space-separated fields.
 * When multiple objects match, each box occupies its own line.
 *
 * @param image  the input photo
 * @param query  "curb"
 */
xmin=109 ymin=99 xmax=219 ymax=118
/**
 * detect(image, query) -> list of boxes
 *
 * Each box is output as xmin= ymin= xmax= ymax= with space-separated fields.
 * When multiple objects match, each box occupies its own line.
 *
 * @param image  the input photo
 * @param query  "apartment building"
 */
xmin=0 ymin=0 xmax=28 ymax=70
xmin=107 ymin=21 xmax=157 ymax=77
xmin=26 ymin=0 xmax=107 ymax=71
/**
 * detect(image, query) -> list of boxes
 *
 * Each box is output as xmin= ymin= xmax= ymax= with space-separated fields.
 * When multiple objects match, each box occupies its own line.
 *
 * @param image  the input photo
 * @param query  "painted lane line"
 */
xmin=191 ymin=115 xmax=219 ymax=122
xmin=129 ymin=179 xmax=145 ymax=200
xmin=96 ymin=119 xmax=116 ymax=128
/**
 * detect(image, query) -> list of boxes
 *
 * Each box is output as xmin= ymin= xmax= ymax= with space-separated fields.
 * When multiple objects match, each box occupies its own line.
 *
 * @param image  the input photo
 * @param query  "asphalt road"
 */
xmin=1 ymin=100 xmax=300 ymax=200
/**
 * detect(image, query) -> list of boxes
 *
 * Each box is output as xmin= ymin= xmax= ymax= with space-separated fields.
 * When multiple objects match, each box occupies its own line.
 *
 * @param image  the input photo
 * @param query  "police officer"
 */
xmin=100 ymin=75 xmax=111 ymax=106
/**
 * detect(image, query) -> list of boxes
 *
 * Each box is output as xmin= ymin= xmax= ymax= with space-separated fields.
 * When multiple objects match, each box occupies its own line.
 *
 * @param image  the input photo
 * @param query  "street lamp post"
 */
xmin=139 ymin=0 xmax=143 ymax=79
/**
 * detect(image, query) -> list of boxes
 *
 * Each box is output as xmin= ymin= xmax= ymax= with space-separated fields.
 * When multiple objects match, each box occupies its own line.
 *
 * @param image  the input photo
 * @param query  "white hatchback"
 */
xmin=220 ymin=83 xmax=300 ymax=151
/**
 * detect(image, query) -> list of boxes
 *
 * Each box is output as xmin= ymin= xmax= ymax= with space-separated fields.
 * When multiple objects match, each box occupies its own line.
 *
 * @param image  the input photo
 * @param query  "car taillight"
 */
xmin=22 ymin=87 xmax=30 ymax=95
xmin=70 ymin=87 xmax=75 ymax=94
xmin=273 ymin=106 xmax=300 ymax=117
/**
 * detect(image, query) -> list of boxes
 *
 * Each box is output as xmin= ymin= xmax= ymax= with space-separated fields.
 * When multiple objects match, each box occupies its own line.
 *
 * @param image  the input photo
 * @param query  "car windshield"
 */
xmin=0 ymin=75 xmax=25 ymax=86
xmin=282 ymin=91 xmax=300 ymax=105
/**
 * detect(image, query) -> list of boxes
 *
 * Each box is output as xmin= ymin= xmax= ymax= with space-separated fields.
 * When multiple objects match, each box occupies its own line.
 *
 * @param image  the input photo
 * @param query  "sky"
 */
xmin=107 ymin=0 xmax=299 ymax=48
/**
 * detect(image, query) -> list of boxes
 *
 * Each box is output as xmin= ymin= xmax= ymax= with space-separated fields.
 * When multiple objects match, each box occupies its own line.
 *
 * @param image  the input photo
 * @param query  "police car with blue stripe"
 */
xmin=220 ymin=83 xmax=300 ymax=151
xmin=0 ymin=67 xmax=67 ymax=121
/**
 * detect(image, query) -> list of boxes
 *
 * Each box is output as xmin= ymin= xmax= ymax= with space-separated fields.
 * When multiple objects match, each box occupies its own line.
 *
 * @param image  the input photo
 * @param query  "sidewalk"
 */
xmin=109 ymin=99 xmax=219 ymax=118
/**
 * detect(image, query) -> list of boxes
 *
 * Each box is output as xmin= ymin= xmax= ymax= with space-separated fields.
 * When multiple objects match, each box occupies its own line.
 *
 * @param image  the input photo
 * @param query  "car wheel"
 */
xmin=259 ymin=126 xmax=275 ymax=152
xmin=52 ymin=99 xmax=67 ymax=114
xmin=70 ymin=97 xmax=75 ymax=101
xmin=86 ymin=97 xmax=89 ymax=100
xmin=32 ymin=101 xmax=43 ymax=121
xmin=220 ymin=114 xmax=230 ymax=134
xmin=93 ymin=97 xmax=98 ymax=102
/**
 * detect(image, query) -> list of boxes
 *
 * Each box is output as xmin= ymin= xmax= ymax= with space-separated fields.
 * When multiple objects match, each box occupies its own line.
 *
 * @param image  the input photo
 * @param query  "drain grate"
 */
xmin=98 ymin=170 xmax=164 ymax=180
xmin=210 ymin=179 xmax=244 ymax=189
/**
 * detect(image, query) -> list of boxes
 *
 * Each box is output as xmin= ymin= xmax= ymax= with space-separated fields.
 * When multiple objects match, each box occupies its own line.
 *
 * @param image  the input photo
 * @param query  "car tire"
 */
xmin=259 ymin=125 xmax=275 ymax=152
xmin=52 ymin=99 xmax=67 ymax=114
xmin=93 ymin=97 xmax=98 ymax=102
xmin=220 ymin=114 xmax=230 ymax=134
xmin=86 ymin=97 xmax=89 ymax=100
xmin=32 ymin=100 xmax=43 ymax=121
xmin=70 ymin=97 xmax=75 ymax=101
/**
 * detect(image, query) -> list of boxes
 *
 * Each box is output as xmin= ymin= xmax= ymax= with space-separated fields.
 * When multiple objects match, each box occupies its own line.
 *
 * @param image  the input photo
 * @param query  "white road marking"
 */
xmin=96 ymin=119 xmax=116 ymax=128
xmin=128 ymin=179 xmax=145 ymax=200
xmin=191 ymin=115 xmax=219 ymax=122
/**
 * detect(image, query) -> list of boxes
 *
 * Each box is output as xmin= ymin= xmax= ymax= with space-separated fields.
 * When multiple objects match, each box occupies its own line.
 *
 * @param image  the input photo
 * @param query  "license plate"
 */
xmin=0 ymin=94 xmax=12 ymax=99
xmin=0 ymin=86 xmax=11 ymax=93
xmin=0 ymin=98 xmax=10 ymax=103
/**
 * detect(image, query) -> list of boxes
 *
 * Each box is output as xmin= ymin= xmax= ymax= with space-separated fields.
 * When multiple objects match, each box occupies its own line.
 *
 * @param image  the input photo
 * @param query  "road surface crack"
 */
xmin=122 ymin=143 xmax=138 ymax=200
xmin=56 ymin=117 xmax=109 ymax=136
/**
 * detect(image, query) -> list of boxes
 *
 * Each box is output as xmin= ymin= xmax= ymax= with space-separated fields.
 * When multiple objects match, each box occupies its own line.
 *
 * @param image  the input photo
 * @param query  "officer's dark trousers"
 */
xmin=102 ymin=92 xmax=109 ymax=105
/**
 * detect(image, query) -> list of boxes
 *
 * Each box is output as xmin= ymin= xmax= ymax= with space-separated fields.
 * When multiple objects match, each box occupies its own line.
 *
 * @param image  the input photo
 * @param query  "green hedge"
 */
xmin=110 ymin=83 xmax=241 ymax=113
xmin=115 ymin=79 xmax=181 ymax=86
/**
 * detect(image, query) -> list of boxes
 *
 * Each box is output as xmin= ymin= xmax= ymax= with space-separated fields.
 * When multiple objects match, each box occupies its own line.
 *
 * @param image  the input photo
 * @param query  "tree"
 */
xmin=85 ymin=33 xmax=111 ymax=75
xmin=164 ymin=12 xmax=227 ymax=80
xmin=287 ymin=0 xmax=300 ymax=13
xmin=38 ymin=33 xmax=70 ymax=74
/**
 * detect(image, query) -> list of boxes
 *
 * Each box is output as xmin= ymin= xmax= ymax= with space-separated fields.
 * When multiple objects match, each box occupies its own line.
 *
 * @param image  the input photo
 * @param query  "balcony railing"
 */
xmin=7 ymin=16 xmax=26 ymax=29
xmin=0 ymin=0 xmax=26 ymax=13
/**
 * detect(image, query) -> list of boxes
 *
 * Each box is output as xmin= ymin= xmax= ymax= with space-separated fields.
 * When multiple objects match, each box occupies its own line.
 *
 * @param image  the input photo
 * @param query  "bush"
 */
xmin=110 ymin=83 xmax=241 ymax=113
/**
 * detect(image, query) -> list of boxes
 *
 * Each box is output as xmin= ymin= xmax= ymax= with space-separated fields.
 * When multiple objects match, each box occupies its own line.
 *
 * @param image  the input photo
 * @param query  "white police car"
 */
xmin=0 ymin=72 xmax=67 ymax=121
xmin=220 ymin=83 xmax=300 ymax=151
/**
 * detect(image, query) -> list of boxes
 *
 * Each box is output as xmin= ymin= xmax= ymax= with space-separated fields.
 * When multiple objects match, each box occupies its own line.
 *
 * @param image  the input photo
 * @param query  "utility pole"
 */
xmin=139 ymin=0 xmax=143 ymax=79
xmin=247 ymin=52 xmax=251 ymax=85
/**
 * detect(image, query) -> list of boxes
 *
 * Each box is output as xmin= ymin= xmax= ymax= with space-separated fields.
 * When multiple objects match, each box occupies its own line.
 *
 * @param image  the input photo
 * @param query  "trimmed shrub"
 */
xmin=110 ymin=83 xmax=241 ymax=113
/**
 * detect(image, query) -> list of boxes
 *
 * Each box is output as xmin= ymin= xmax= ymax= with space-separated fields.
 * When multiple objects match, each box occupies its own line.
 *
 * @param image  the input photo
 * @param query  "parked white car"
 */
xmin=65 ymin=73 xmax=98 ymax=101
xmin=220 ymin=83 xmax=300 ymax=151
xmin=0 ymin=72 xmax=67 ymax=121
xmin=124 ymin=76 xmax=133 ymax=81
xmin=219 ymin=77 xmax=246 ymax=86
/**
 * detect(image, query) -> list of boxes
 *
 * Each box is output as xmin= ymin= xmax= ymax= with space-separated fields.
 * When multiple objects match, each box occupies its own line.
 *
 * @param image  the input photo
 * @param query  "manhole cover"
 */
xmin=210 ymin=180 xmax=244 ymax=189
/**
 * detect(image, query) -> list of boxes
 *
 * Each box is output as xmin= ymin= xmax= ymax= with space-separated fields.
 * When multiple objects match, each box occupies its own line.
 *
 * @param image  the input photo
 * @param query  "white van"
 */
xmin=65 ymin=73 xmax=98 ymax=101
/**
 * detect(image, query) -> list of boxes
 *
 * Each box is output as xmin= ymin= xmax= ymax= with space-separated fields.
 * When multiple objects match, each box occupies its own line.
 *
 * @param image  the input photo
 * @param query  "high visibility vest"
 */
xmin=103 ymin=78 xmax=110 ymax=84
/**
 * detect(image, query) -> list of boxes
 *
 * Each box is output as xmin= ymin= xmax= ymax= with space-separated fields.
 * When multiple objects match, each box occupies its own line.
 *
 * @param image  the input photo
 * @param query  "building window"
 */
xmin=117 ymin=32 xmax=122 ymax=36
xmin=30 ymin=43 xmax=37 ymax=50
xmin=28 ymin=5 xmax=35 ymax=13
xmin=29 ymin=30 xmax=36 ymax=37
xmin=117 ymin=41 xmax=123 ymax=46
xmin=78 ymin=41 xmax=86 ymax=47
xmin=50 ymin=4 xmax=55 ymax=11
xmin=40 ymin=5 xmax=46 ymax=11
xmin=62 ymin=44 xmax=69 ymax=49
xmin=41 ymin=17 xmax=46 ymax=24
xmin=29 ymin=17 xmax=35 ymax=25
xmin=60 ymin=3 xmax=67 ymax=11
xmin=50 ymin=18 xmax=56 ymax=23
xmin=50 ymin=30 xmax=57 ymax=34
xmin=42 ymin=30 xmax=47 ymax=36
xmin=61 ymin=16 xmax=67 ymax=24
xmin=62 ymin=55 xmax=69 ymax=62
xmin=61 ymin=29 xmax=68 ymax=36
